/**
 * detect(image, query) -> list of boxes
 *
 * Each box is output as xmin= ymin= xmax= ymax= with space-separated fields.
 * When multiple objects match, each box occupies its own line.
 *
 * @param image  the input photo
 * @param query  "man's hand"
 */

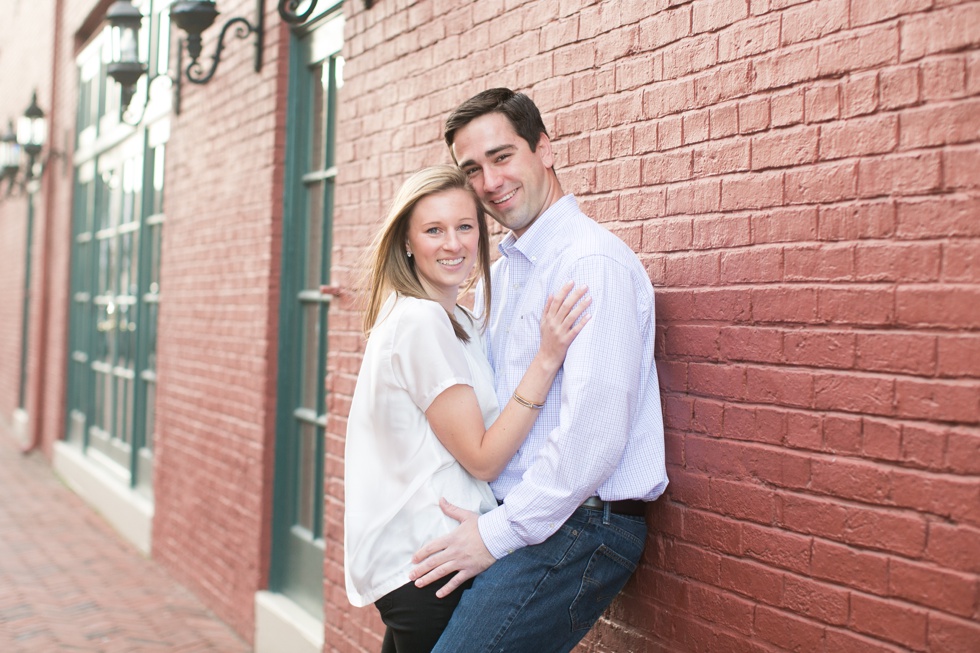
xmin=410 ymin=498 xmax=496 ymax=598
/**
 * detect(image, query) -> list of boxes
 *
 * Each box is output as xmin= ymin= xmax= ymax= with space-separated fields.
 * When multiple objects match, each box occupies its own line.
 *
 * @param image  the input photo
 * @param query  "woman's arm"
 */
xmin=425 ymin=282 xmax=590 ymax=481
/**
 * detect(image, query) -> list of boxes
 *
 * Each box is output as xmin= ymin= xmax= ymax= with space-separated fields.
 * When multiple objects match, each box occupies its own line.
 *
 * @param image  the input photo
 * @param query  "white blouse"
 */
xmin=344 ymin=293 xmax=499 ymax=607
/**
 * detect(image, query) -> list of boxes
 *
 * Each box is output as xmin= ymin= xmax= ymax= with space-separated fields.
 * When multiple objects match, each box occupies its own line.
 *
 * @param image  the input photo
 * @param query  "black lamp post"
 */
xmin=0 ymin=122 xmax=20 ymax=192
xmin=18 ymin=91 xmax=47 ymax=177
xmin=170 ymin=0 xmax=264 ymax=85
xmin=278 ymin=0 xmax=371 ymax=23
xmin=106 ymin=0 xmax=148 ymax=111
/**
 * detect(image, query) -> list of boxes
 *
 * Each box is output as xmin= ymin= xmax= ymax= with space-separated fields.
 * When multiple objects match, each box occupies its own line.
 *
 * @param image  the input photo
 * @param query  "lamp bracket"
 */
xmin=185 ymin=14 xmax=261 ymax=84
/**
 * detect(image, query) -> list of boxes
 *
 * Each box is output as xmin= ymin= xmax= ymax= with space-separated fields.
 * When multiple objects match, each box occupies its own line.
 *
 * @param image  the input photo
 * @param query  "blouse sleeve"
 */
xmin=390 ymin=299 xmax=473 ymax=411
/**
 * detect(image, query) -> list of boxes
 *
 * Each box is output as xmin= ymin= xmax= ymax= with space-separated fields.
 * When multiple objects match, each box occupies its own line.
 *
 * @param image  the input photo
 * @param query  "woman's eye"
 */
xmin=426 ymin=227 xmax=440 ymax=235
xmin=459 ymin=224 xmax=473 ymax=231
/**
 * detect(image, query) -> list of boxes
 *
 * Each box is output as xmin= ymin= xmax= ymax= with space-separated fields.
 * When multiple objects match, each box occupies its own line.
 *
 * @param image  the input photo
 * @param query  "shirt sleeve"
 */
xmin=390 ymin=299 xmax=474 ymax=411
xmin=478 ymin=255 xmax=649 ymax=557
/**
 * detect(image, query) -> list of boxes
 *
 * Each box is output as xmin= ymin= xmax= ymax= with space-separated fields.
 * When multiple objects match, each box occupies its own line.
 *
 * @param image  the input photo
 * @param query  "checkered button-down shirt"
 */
xmin=475 ymin=195 xmax=668 ymax=558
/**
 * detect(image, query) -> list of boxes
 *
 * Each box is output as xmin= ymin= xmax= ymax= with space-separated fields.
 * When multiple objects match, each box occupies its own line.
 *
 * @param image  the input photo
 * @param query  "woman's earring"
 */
xmin=406 ymin=251 xmax=413 ymax=258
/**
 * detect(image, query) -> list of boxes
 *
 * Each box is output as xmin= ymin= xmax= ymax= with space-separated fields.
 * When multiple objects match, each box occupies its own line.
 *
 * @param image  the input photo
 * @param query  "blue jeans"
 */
xmin=431 ymin=506 xmax=647 ymax=653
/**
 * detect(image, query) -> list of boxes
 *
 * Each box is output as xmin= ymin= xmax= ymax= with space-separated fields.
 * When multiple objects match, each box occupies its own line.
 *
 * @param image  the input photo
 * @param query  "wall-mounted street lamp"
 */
xmin=1 ymin=92 xmax=64 ymax=197
xmin=278 ymin=0 xmax=370 ymax=25
xmin=105 ymin=0 xmax=264 ymax=124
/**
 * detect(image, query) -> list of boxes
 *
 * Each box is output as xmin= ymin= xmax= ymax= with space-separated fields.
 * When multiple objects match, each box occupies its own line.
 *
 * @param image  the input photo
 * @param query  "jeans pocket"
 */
xmin=568 ymin=543 xmax=639 ymax=632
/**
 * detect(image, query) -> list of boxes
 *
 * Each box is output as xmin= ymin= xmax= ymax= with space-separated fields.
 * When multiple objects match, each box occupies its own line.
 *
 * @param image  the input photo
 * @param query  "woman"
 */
xmin=344 ymin=165 xmax=590 ymax=653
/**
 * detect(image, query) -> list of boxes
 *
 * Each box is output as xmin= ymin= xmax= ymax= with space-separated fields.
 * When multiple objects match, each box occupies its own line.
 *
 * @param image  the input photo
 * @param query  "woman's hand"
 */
xmin=537 ymin=281 xmax=591 ymax=371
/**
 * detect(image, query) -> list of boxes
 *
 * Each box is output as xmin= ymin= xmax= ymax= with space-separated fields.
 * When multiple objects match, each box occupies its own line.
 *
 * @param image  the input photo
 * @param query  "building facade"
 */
xmin=1 ymin=0 xmax=978 ymax=651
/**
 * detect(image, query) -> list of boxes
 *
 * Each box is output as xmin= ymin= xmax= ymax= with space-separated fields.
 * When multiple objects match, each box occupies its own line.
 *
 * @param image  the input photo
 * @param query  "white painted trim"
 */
xmin=254 ymin=591 xmax=324 ymax=653
xmin=12 ymin=409 xmax=29 ymax=449
xmin=53 ymin=440 xmax=153 ymax=555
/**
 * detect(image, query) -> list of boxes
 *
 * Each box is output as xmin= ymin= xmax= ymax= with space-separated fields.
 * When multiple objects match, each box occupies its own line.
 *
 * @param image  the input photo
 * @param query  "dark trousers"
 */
xmin=375 ymin=576 xmax=473 ymax=653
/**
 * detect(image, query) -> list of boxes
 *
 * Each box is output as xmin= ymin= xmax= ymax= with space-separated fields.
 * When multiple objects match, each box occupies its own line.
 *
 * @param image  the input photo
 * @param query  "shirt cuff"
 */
xmin=477 ymin=506 xmax=527 ymax=560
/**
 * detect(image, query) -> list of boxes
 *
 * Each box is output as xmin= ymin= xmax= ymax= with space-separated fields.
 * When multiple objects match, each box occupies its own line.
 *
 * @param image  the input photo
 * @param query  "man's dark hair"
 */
xmin=444 ymin=88 xmax=550 ymax=153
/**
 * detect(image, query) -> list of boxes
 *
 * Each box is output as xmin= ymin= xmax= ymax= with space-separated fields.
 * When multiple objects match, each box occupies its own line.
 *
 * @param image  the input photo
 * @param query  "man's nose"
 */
xmin=483 ymin=166 xmax=502 ymax=192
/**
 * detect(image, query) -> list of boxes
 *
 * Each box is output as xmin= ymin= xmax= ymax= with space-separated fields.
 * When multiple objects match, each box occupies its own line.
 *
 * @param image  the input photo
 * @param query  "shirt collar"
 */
xmin=498 ymin=194 xmax=578 ymax=262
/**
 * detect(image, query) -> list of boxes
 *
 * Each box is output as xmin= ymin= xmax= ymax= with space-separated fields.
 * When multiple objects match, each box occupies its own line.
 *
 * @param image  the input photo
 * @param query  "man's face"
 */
xmin=451 ymin=112 xmax=561 ymax=237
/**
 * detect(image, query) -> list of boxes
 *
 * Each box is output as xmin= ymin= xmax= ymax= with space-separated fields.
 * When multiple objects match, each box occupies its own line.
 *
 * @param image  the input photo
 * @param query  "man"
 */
xmin=410 ymin=88 xmax=668 ymax=652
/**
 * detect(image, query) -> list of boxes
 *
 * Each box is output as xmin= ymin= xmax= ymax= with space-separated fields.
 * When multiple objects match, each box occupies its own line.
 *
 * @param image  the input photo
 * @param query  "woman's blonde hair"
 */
xmin=361 ymin=164 xmax=492 ymax=342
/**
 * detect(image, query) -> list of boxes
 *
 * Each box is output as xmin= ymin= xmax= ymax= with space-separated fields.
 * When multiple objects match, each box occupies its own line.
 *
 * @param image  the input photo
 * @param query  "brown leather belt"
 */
xmin=580 ymin=496 xmax=647 ymax=517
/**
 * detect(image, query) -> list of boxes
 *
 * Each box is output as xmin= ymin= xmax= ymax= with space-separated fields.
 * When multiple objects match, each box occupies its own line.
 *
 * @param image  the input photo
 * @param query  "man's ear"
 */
xmin=535 ymin=133 xmax=555 ymax=170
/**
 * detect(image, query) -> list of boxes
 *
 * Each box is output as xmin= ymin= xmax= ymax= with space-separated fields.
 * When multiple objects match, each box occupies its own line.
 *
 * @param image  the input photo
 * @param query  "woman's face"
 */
xmin=405 ymin=188 xmax=481 ymax=311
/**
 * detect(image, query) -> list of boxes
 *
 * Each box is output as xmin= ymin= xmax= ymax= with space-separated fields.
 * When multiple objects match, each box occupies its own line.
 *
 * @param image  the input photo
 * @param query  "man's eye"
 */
xmin=464 ymin=168 xmax=479 ymax=176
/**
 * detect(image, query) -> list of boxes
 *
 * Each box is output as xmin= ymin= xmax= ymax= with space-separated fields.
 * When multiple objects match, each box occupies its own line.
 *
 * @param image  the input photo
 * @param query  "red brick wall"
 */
xmin=149 ymin=0 xmax=290 ymax=639
xmin=328 ymin=0 xmax=980 ymax=651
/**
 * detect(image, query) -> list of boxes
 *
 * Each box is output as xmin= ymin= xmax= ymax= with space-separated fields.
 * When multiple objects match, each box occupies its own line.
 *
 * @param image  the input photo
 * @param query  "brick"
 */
xmin=753 ymin=45 xmax=820 ymax=91
xmin=859 ymin=151 xmax=943 ymax=197
xmin=823 ymin=414 xmax=864 ymax=454
xmin=880 ymin=64 xmax=921 ymax=109
xmin=889 ymin=557 xmax=977 ymax=617
xmin=922 ymin=55 xmax=969 ymax=101
xmin=722 ymin=404 xmax=787 ymax=445
xmin=896 ymin=195 xmax=980 ymax=239
xmin=752 ymin=286 xmax=819 ymax=323
xmin=778 ymin=492 xmax=848 ymax=539
xmin=637 ymin=6 xmax=692 ymax=52
xmin=751 ymin=125 xmax=820 ymax=169
xmin=752 ymin=206 xmax=818 ymax=244
xmin=928 ymin=613 xmax=980 ymax=653
xmin=718 ymin=15 xmax=781 ymax=62
xmin=820 ymin=114 xmax=898 ymax=160
xmin=640 ymin=150 xmax=693 ymax=184
xmin=820 ymin=25 xmax=901 ymax=76
xmin=851 ymin=0 xmax=933 ymax=27
xmin=898 ymin=375 xmax=980 ymax=423
xmin=818 ymin=286 xmax=895 ymax=326
xmin=810 ymin=453 xmax=892 ymax=501
xmin=690 ymin=288 xmax=753 ymax=322
xmin=771 ymin=87 xmax=805 ymax=127
xmin=718 ymin=557 xmax=785 ymax=604
xmin=743 ymin=444 xmax=814 ymax=490
xmin=658 ymin=114 xmax=683 ymax=149
xmin=692 ymin=214 xmax=752 ymax=249
xmin=688 ymin=362 xmax=747 ymax=400
xmin=741 ymin=523 xmax=812 ymax=573
xmin=666 ymin=324 xmax=720 ymax=360
xmin=925 ymin=521 xmax=980 ymax=574
xmin=850 ymin=593 xmax=928 ymax=650
xmin=812 ymin=539 xmax=889 ymax=594
xmin=708 ymin=102 xmax=739 ymax=138
xmin=621 ymin=187 xmax=667 ymax=220
xmin=666 ymin=178 xmax=721 ymax=214
xmin=899 ymin=99 xmax=980 ymax=149
xmin=855 ymin=332 xmax=937 ymax=376
xmin=804 ymin=81 xmax=841 ymax=123
xmin=786 ymin=161 xmax=858 ymax=205
xmin=944 ymin=146 xmax=980 ymax=190
xmin=746 ymin=366 xmax=814 ymax=408
xmin=784 ymin=244 xmax=855 ymax=282
xmin=824 ymin=629 xmax=910 ymax=653
xmin=710 ymin=477 xmax=776 ymax=523
xmin=738 ymin=96 xmax=770 ymax=133
xmin=682 ymin=109 xmax=710 ymax=145
xmin=842 ymin=71 xmax=879 ymax=118
xmin=785 ymin=410 xmax=824 ymax=450
xmin=721 ymin=246 xmax=784 ymax=283
xmin=663 ymin=33 xmax=718 ymax=79
xmin=720 ymin=170 xmax=783 ymax=210
xmin=670 ymin=541 xmax=723 ymax=584
xmin=854 ymin=241 xmax=941 ymax=283
xmin=784 ymin=329 xmax=856 ymax=368
xmin=687 ymin=584 xmax=755 ymax=635
xmin=782 ymin=0 xmax=848 ymax=45
xmin=863 ymin=417 xmax=902 ymax=461
xmin=754 ymin=605 xmax=826 ymax=652
xmin=782 ymin=574 xmax=850 ymax=626
xmin=896 ymin=285 xmax=980 ymax=328
xmin=693 ymin=139 xmax=750 ymax=177
xmin=667 ymin=468 xmax=712 ymax=510
xmin=938 ymin=334 xmax=980 ymax=377
xmin=686 ymin=57 xmax=749 ymax=104
xmin=682 ymin=509 xmax=742 ymax=556
xmin=900 ymin=2 xmax=980 ymax=62
xmin=899 ymin=422 xmax=947 ymax=470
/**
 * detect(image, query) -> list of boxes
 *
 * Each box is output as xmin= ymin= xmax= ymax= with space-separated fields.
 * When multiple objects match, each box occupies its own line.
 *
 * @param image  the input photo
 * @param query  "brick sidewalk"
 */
xmin=0 ymin=425 xmax=251 ymax=652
